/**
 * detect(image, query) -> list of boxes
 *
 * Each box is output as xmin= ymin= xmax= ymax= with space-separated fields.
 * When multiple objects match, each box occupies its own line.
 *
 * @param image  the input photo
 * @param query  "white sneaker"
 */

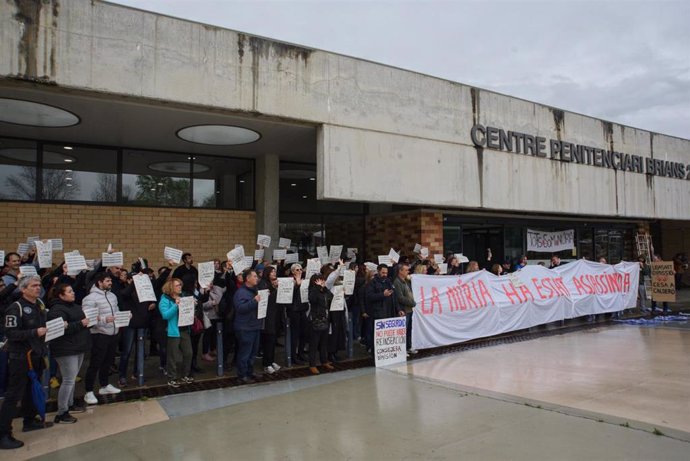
xmin=271 ymin=362 xmax=281 ymax=371
xmin=84 ymin=391 xmax=98 ymax=405
xmin=264 ymin=365 xmax=276 ymax=374
xmin=98 ymin=384 xmax=122 ymax=395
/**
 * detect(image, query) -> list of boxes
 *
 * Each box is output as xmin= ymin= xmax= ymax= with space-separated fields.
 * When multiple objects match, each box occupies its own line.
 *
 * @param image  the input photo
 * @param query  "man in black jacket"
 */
xmin=364 ymin=265 xmax=398 ymax=354
xmin=0 ymin=275 xmax=52 ymax=450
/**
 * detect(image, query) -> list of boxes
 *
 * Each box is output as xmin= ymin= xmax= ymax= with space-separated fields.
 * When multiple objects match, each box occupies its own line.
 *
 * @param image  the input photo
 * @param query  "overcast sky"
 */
xmin=110 ymin=0 xmax=690 ymax=139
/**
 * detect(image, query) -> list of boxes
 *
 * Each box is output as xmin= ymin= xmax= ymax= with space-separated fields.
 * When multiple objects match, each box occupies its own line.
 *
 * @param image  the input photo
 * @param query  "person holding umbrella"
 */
xmin=0 ymin=275 xmax=52 ymax=450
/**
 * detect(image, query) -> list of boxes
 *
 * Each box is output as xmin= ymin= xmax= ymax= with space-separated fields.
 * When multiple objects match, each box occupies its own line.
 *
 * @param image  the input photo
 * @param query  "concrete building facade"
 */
xmin=1 ymin=0 xmax=688 ymax=275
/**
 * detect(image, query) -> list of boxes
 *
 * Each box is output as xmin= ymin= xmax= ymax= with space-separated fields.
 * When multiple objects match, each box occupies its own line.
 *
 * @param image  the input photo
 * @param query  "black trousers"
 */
xmin=261 ymin=332 xmax=276 ymax=367
xmin=308 ymin=329 xmax=329 ymax=367
xmin=288 ymin=311 xmax=307 ymax=358
xmin=0 ymin=354 xmax=45 ymax=435
xmin=85 ymin=334 xmax=118 ymax=392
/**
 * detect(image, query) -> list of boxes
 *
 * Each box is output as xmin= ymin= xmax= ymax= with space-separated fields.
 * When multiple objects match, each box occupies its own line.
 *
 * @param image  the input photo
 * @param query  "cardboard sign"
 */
xmin=257 ymin=289 xmax=269 ymax=319
xmin=277 ymin=277 xmax=295 ymax=304
xmin=651 ymin=261 xmax=676 ymax=302
xmin=374 ymin=316 xmax=407 ymax=367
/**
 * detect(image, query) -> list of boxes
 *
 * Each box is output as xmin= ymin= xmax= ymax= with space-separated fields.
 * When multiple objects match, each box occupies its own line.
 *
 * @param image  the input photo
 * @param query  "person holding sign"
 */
xmin=307 ymin=274 xmax=335 ymax=375
xmin=393 ymin=263 xmax=418 ymax=355
xmin=158 ymin=278 xmax=194 ymax=388
xmin=364 ymin=265 xmax=398 ymax=355
xmin=258 ymin=267 xmax=282 ymax=375
xmin=46 ymin=284 xmax=90 ymax=424
xmin=233 ymin=269 xmax=263 ymax=384
xmin=82 ymin=273 xmax=123 ymax=405
xmin=288 ymin=264 xmax=309 ymax=364
xmin=0 ymin=276 xmax=50 ymax=450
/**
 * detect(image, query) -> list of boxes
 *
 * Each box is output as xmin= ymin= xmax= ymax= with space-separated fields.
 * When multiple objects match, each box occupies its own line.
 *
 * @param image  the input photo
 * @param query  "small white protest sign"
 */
xmin=45 ymin=317 xmax=65 ymax=342
xmin=177 ymin=296 xmax=195 ymax=327
xmin=64 ymin=253 xmax=87 ymax=273
xmin=330 ymin=285 xmax=345 ymax=312
xmin=164 ymin=246 xmax=183 ymax=264
xmin=102 ymin=252 xmax=124 ymax=267
xmin=254 ymin=249 xmax=264 ymax=261
xmin=17 ymin=243 xmax=30 ymax=256
xmin=300 ymin=281 xmax=309 ymax=303
xmin=305 ymin=258 xmax=322 ymax=280
xmin=284 ymin=253 xmax=299 ymax=264
xmin=420 ymin=247 xmax=429 ymax=258
xmin=276 ymin=277 xmax=295 ymax=304
xmin=133 ymin=273 xmax=157 ymax=302
xmin=438 ymin=263 xmax=448 ymax=274
xmin=257 ymin=289 xmax=269 ymax=319
xmin=198 ymin=261 xmax=215 ymax=287
xmin=388 ymin=248 xmax=400 ymax=264
xmin=378 ymin=255 xmax=392 ymax=266
xmin=454 ymin=253 xmax=469 ymax=263
xmin=257 ymin=234 xmax=271 ymax=248
xmin=19 ymin=265 xmax=38 ymax=277
xmin=316 ymin=246 xmax=329 ymax=264
xmin=49 ymin=239 xmax=63 ymax=251
xmin=83 ymin=307 xmax=98 ymax=327
xmin=35 ymin=240 xmax=53 ymax=268
xmin=329 ymin=245 xmax=343 ymax=264
xmin=278 ymin=238 xmax=291 ymax=249
xmin=343 ymin=269 xmax=356 ymax=295
xmin=272 ymin=249 xmax=287 ymax=261
xmin=434 ymin=254 xmax=444 ymax=264
xmin=413 ymin=243 xmax=422 ymax=254
xmin=114 ymin=311 xmax=131 ymax=328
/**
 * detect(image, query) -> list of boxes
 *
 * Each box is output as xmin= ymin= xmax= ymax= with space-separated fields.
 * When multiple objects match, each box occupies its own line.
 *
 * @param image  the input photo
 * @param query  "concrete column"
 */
xmin=255 ymin=153 xmax=280 ymax=251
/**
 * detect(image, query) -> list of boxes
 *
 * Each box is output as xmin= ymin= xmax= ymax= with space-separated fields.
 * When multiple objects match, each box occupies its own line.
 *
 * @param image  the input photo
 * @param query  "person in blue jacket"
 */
xmin=233 ymin=269 xmax=263 ymax=384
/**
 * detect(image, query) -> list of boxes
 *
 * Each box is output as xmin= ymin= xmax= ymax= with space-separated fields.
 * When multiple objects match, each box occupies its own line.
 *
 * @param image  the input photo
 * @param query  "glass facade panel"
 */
xmin=42 ymin=144 xmax=117 ymax=202
xmin=122 ymin=150 xmax=190 ymax=207
xmin=0 ymin=138 xmax=37 ymax=201
xmin=192 ymin=156 xmax=254 ymax=209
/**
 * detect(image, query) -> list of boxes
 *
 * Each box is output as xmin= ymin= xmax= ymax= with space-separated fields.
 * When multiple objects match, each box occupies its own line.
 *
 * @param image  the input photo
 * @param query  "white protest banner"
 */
xmin=177 ymin=296 xmax=195 ymax=327
xmin=329 ymin=245 xmax=343 ymax=264
xmin=257 ymin=234 xmax=271 ymax=248
xmin=64 ymin=253 xmax=87 ymax=273
xmin=526 ymin=229 xmax=575 ymax=253
xmin=49 ymin=239 xmax=63 ymax=251
xmin=413 ymin=243 xmax=422 ymax=254
xmin=277 ymin=277 xmax=295 ymax=304
xmin=17 ymin=243 xmax=30 ymax=256
xmin=132 ymin=273 xmax=157 ymax=302
xmin=316 ymin=246 xmax=329 ymax=264
xmin=45 ymin=317 xmax=65 ymax=342
xmin=19 ymin=265 xmax=37 ymax=277
xmin=305 ymin=258 xmax=322 ymax=280
xmin=278 ymin=238 xmax=291 ymax=249
xmin=378 ymin=255 xmax=392 ymax=266
xmin=300 ymin=281 xmax=310 ymax=303
xmin=272 ymin=249 xmax=287 ymax=261
xmin=388 ymin=248 xmax=400 ymax=264
xmin=35 ymin=240 xmax=52 ymax=268
xmin=257 ymin=289 xmax=269 ymax=319
xmin=438 ymin=263 xmax=448 ymax=275
xmin=420 ymin=247 xmax=429 ymax=258
xmin=410 ymin=260 xmax=639 ymax=350
xmin=433 ymin=254 xmax=444 ymax=264
xmin=454 ymin=253 xmax=469 ymax=263
xmin=284 ymin=253 xmax=299 ymax=264
xmin=254 ymin=249 xmax=264 ymax=261
xmin=330 ymin=285 xmax=345 ymax=311
xmin=364 ymin=262 xmax=378 ymax=272
xmin=347 ymin=248 xmax=358 ymax=260
xmin=198 ymin=261 xmax=215 ymax=287
xmin=26 ymin=236 xmax=40 ymax=248
xmin=114 ymin=311 xmax=131 ymax=328
xmin=83 ymin=307 xmax=98 ymax=327
xmin=164 ymin=246 xmax=183 ymax=264
xmin=102 ymin=252 xmax=124 ymax=267
xmin=374 ymin=317 xmax=408 ymax=367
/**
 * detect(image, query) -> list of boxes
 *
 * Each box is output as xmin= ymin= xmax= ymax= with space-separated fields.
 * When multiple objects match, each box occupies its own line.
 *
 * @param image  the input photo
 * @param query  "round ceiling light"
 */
xmin=0 ymin=98 xmax=79 ymax=127
xmin=0 ymin=148 xmax=76 ymax=164
xmin=148 ymin=161 xmax=210 ymax=174
xmin=176 ymin=125 xmax=260 ymax=145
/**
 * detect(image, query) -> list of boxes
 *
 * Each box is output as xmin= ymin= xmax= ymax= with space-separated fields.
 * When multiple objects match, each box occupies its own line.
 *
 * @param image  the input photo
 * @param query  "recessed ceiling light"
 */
xmin=239 ymin=180 xmax=245 ymax=183
xmin=0 ymin=98 xmax=80 ymax=127
xmin=309 ymin=177 xmax=316 ymax=181
xmin=64 ymin=158 xmax=73 ymax=163
xmin=63 ymin=146 xmax=73 ymax=150
xmin=66 ymin=184 xmax=73 ymax=187
xmin=65 ymin=169 xmax=72 ymax=173
xmin=148 ymin=161 xmax=209 ymax=173
xmin=157 ymin=182 xmax=163 ymax=186
xmin=291 ymin=183 xmax=297 ymax=187
xmin=66 ymin=177 xmax=72 ymax=181
xmin=150 ymin=188 xmax=156 ymax=191
xmin=177 ymin=125 xmax=260 ymax=145
xmin=302 ymin=195 xmax=308 ymax=199
xmin=0 ymin=148 xmax=75 ymax=165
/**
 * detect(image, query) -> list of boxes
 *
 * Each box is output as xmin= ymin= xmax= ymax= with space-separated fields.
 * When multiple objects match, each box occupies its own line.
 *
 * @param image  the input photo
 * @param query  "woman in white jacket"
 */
xmin=82 ymin=272 xmax=127 ymax=404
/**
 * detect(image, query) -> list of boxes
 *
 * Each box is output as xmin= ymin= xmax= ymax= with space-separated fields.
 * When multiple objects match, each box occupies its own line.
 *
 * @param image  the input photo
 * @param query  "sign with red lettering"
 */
xmin=411 ymin=260 xmax=639 ymax=350
xmin=374 ymin=317 xmax=407 ymax=367
xmin=650 ymin=261 xmax=676 ymax=303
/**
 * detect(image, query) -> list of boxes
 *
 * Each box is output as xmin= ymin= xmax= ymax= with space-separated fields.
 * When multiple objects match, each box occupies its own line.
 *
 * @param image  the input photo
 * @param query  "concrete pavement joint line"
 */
xmin=158 ymin=367 xmax=374 ymax=418
xmin=381 ymin=368 xmax=690 ymax=444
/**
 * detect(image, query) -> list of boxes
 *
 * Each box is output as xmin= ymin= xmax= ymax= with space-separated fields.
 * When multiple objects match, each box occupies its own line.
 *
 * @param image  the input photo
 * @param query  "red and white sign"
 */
xmin=411 ymin=260 xmax=639 ymax=350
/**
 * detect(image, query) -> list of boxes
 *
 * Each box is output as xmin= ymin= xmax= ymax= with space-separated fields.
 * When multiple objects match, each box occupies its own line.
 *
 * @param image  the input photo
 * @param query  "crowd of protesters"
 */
xmin=0 ymin=241 xmax=682 ymax=450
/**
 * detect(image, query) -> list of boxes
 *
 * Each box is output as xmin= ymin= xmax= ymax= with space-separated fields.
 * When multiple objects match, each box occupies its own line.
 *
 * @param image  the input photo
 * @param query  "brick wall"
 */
xmin=0 ymin=202 xmax=255 ymax=268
